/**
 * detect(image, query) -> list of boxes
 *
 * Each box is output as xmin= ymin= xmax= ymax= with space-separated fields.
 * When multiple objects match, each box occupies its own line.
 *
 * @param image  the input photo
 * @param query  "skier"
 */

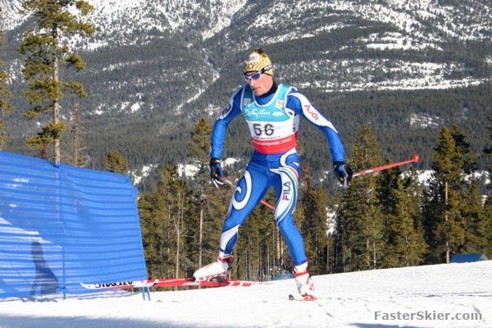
xmin=193 ymin=48 xmax=353 ymax=298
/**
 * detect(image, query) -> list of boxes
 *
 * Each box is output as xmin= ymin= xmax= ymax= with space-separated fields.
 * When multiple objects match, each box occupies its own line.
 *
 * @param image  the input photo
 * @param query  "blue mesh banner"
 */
xmin=0 ymin=151 xmax=147 ymax=298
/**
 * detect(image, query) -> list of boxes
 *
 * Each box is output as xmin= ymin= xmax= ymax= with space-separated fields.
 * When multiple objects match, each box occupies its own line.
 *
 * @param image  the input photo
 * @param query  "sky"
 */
xmin=0 ymin=261 xmax=490 ymax=328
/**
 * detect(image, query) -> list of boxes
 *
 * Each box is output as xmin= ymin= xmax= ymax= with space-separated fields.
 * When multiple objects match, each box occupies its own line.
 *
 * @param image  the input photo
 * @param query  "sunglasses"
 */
xmin=243 ymin=71 xmax=263 ymax=83
xmin=243 ymin=64 xmax=272 ymax=83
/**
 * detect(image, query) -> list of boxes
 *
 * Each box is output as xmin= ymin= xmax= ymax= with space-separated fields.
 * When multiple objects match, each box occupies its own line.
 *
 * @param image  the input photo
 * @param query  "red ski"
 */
xmin=80 ymin=277 xmax=254 ymax=290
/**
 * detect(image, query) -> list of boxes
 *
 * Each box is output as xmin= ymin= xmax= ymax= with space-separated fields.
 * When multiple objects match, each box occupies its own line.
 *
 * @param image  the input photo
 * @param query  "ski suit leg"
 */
xmin=270 ymin=151 xmax=307 ymax=266
xmin=219 ymin=163 xmax=269 ymax=258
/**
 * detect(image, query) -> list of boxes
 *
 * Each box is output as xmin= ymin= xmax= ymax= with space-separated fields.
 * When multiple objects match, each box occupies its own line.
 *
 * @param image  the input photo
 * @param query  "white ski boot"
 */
xmin=293 ymin=262 xmax=315 ymax=300
xmin=193 ymin=256 xmax=233 ymax=281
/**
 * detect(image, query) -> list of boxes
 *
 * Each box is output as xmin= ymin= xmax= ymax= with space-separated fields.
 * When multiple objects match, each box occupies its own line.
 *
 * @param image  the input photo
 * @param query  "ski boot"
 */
xmin=293 ymin=262 xmax=316 ymax=300
xmin=193 ymin=256 xmax=233 ymax=282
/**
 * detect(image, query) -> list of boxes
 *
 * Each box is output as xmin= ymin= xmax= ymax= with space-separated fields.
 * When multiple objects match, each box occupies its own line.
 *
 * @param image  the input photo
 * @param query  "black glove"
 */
xmin=333 ymin=161 xmax=353 ymax=188
xmin=210 ymin=158 xmax=225 ymax=187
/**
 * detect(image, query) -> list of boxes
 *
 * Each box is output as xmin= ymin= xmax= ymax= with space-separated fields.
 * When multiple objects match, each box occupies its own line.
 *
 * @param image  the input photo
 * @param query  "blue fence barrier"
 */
xmin=0 ymin=151 xmax=147 ymax=298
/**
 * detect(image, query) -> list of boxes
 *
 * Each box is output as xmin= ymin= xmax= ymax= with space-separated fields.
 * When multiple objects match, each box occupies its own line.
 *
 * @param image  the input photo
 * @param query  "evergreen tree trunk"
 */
xmin=0 ymin=29 xmax=13 ymax=148
xmin=198 ymin=202 xmax=204 ymax=269
xmin=52 ymin=23 xmax=60 ymax=164
xmin=445 ymin=181 xmax=450 ymax=264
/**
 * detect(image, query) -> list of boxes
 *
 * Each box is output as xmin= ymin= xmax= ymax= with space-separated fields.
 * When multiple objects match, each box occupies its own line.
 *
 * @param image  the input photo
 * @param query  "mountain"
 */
xmin=0 ymin=261 xmax=491 ymax=327
xmin=1 ymin=0 xmax=491 ymax=190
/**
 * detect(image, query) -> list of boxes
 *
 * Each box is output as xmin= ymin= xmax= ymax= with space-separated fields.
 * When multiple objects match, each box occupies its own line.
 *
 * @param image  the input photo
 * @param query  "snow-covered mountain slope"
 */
xmin=0 ymin=261 xmax=490 ymax=327
xmin=2 ymin=0 xmax=491 ymax=46
xmin=3 ymin=0 xmax=490 ymax=104
xmin=75 ymin=0 xmax=199 ymax=48
xmin=1 ymin=0 xmax=249 ymax=48
xmin=0 ymin=0 xmax=23 ymax=30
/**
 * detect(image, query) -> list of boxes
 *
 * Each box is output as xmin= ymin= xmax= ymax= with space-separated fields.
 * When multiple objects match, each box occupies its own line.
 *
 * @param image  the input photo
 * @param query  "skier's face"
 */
xmin=244 ymin=70 xmax=274 ymax=96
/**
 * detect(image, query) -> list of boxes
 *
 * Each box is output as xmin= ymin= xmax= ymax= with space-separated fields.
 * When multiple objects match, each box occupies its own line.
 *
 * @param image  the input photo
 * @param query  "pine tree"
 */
xmin=256 ymin=200 xmax=286 ymax=279
xmin=299 ymin=165 xmax=330 ymax=275
xmin=0 ymin=27 xmax=13 ymax=149
xmin=187 ymin=118 xmax=212 ymax=168
xmin=326 ymin=192 xmax=341 ymax=273
xmin=480 ymin=196 xmax=492 ymax=257
xmin=315 ymin=186 xmax=331 ymax=273
xmin=142 ymin=165 xmax=173 ymax=278
xmin=380 ymin=169 xmax=427 ymax=267
xmin=192 ymin=188 xmax=228 ymax=274
xmin=235 ymin=204 xmax=274 ymax=280
xmin=105 ymin=150 xmax=128 ymax=175
xmin=479 ymin=117 xmax=492 ymax=256
xmin=164 ymin=163 xmax=192 ymax=278
xmin=18 ymin=0 xmax=94 ymax=163
xmin=336 ymin=125 xmax=385 ymax=271
xmin=140 ymin=163 xmax=194 ymax=278
xmin=350 ymin=125 xmax=384 ymax=172
xmin=423 ymin=126 xmax=476 ymax=263
xmin=184 ymin=118 xmax=226 ymax=275
xmin=186 ymin=117 xmax=212 ymax=269
xmin=486 ymin=117 xmax=492 ymax=176
xmin=138 ymin=192 xmax=159 ymax=277
xmin=462 ymin=179 xmax=486 ymax=253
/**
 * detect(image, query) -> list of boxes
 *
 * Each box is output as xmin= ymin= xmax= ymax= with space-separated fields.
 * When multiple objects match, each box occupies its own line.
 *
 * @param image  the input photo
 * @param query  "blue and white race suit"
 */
xmin=211 ymin=83 xmax=346 ymax=266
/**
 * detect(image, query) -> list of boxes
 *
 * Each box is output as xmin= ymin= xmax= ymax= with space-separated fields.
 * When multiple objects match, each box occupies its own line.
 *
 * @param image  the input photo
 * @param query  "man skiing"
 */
xmin=193 ymin=48 xmax=353 ymax=298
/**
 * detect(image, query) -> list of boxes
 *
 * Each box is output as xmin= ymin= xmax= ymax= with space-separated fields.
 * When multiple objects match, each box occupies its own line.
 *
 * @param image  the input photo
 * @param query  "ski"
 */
xmin=81 ymin=277 xmax=254 ymax=290
xmin=288 ymin=294 xmax=317 ymax=302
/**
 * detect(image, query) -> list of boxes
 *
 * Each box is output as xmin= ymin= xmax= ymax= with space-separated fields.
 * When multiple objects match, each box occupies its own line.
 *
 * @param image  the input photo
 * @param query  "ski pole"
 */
xmin=352 ymin=154 xmax=420 ymax=177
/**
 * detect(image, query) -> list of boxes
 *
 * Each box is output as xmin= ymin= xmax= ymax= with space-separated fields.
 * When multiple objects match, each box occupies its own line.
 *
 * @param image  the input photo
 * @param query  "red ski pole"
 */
xmin=352 ymin=154 xmax=420 ymax=177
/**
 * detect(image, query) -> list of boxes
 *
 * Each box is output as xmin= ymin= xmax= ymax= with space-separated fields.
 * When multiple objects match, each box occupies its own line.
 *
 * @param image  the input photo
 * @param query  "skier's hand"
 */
xmin=333 ymin=161 xmax=353 ymax=188
xmin=210 ymin=158 xmax=226 ymax=187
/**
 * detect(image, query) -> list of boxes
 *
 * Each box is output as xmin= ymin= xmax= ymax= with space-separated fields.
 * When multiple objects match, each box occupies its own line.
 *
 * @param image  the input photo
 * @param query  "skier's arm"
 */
xmin=210 ymin=88 xmax=242 ymax=160
xmin=287 ymin=92 xmax=346 ymax=163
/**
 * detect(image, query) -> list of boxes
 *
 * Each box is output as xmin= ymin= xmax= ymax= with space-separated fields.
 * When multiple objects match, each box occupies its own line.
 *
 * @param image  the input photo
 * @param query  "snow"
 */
xmin=1 ymin=261 xmax=491 ymax=328
xmin=177 ymin=163 xmax=200 ymax=179
xmin=410 ymin=113 xmax=443 ymax=128
xmin=201 ymin=0 xmax=247 ymax=40
xmin=131 ymin=164 xmax=157 ymax=185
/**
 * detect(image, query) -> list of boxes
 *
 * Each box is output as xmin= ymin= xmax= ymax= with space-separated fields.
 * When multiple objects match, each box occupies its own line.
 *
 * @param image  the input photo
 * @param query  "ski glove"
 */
xmin=210 ymin=158 xmax=226 ymax=187
xmin=333 ymin=161 xmax=353 ymax=188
